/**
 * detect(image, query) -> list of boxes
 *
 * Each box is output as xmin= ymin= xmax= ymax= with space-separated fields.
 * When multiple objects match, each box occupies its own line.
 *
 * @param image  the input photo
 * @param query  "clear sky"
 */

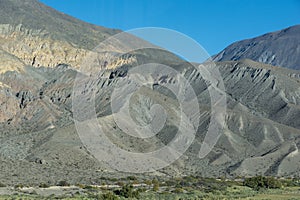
xmin=40 ymin=0 xmax=300 ymax=57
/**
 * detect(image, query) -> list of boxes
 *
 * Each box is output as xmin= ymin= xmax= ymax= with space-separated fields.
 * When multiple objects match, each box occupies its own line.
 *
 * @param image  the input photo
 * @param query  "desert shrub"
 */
xmin=116 ymin=181 xmax=124 ymax=187
xmin=87 ymin=193 xmax=102 ymax=199
xmin=114 ymin=184 xmax=139 ymax=198
xmin=76 ymin=183 xmax=85 ymax=188
xmin=244 ymin=176 xmax=281 ymax=190
xmin=153 ymin=181 xmax=160 ymax=192
xmin=126 ymin=176 xmax=137 ymax=181
xmin=173 ymin=187 xmax=184 ymax=193
xmin=57 ymin=180 xmax=70 ymax=187
xmin=83 ymin=185 xmax=94 ymax=190
xmin=14 ymin=184 xmax=24 ymax=188
xmin=152 ymin=178 xmax=160 ymax=185
xmin=102 ymin=191 xmax=119 ymax=200
xmin=266 ymin=177 xmax=282 ymax=189
xmin=137 ymin=187 xmax=147 ymax=193
xmin=39 ymin=183 xmax=50 ymax=188
xmin=144 ymin=180 xmax=152 ymax=185
xmin=281 ymin=178 xmax=300 ymax=187
xmin=293 ymin=178 xmax=300 ymax=186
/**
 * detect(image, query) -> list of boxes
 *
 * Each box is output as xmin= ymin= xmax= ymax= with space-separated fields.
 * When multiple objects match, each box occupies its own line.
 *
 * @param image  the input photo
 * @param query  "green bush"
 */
xmin=114 ymin=184 xmax=139 ymax=198
xmin=244 ymin=176 xmax=282 ymax=190
xmin=173 ymin=187 xmax=184 ymax=193
xmin=281 ymin=178 xmax=300 ymax=187
xmin=102 ymin=191 xmax=119 ymax=200
xmin=153 ymin=182 xmax=159 ymax=192
xmin=144 ymin=180 xmax=152 ymax=185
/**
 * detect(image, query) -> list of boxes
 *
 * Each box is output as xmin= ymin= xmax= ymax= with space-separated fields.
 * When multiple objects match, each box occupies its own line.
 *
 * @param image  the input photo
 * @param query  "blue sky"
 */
xmin=40 ymin=0 xmax=300 ymax=57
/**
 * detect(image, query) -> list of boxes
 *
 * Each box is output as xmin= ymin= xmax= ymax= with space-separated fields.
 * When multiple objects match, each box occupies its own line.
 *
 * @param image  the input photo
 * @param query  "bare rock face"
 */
xmin=0 ymin=23 xmax=140 ymax=71
xmin=0 ymin=24 xmax=88 ymax=69
xmin=0 ymin=85 xmax=18 ymax=122
xmin=0 ymin=48 xmax=24 ymax=74
xmin=213 ymin=25 xmax=300 ymax=70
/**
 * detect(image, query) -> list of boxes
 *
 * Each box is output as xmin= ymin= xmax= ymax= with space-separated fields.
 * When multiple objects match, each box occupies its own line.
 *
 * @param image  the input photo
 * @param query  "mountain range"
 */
xmin=0 ymin=0 xmax=299 ymax=186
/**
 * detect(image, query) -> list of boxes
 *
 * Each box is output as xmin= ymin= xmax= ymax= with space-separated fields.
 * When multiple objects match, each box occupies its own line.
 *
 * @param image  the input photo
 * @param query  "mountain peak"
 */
xmin=213 ymin=24 xmax=300 ymax=70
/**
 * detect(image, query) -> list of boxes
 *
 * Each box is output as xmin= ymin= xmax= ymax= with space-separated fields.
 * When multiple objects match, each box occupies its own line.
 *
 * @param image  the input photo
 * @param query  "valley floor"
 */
xmin=0 ymin=177 xmax=299 ymax=199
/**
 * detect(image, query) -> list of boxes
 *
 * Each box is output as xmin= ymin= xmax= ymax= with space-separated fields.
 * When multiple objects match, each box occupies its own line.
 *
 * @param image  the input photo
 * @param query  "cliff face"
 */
xmin=0 ymin=24 xmax=88 ymax=69
xmin=213 ymin=25 xmax=300 ymax=70
xmin=0 ymin=23 xmax=139 ymax=71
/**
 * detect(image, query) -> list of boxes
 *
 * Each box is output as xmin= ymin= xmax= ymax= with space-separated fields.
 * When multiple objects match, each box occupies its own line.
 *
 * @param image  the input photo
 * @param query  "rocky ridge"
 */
xmin=213 ymin=25 xmax=300 ymax=70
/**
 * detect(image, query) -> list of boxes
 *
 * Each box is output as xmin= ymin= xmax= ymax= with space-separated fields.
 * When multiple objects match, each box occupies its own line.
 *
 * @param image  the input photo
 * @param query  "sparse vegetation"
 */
xmin=244 ymin=176 xmax=282 ymax=190
xmin=152 ymin=179 xmax=160 ymax=192
xmin=114 ymin=184 xmax=140 ymax=198
xmin=101 ymin=191 xmax=119 ymax=200
xmin=0 ymin=177 xmax=300 ymax=199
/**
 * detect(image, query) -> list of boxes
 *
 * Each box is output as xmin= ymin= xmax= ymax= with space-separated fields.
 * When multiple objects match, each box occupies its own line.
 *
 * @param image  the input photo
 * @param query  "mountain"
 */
xmin=1 ymin=58 xmax=300 ymax=185
xmin=0 ymin=0 xmax=119 ymax=48
xmin=0 ymin=0 xmax=120 ymax=70
xmin=213 ymin=25 xmax=300 ymax=70
xmin=0 ymin=0 xmax=300 ymax=186
xmin=0 ymin=0 xmax=175 ymax=71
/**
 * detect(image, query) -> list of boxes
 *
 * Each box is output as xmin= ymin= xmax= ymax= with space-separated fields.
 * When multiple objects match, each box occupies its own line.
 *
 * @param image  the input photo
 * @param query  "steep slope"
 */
xmin=0 ymin=0 xmax=119 ymax=49
xmin=0 ymin=0 xmax=300 ymax=185
xmin=1 ymin=58 xmax=300 ymax=185
xmin=0 ymin=0 xmax=171 ymax=71
xmin=0 ymin=0 xmax=120 ymax=70
xmin=213 ymin=25 xmax=300 ymax=70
